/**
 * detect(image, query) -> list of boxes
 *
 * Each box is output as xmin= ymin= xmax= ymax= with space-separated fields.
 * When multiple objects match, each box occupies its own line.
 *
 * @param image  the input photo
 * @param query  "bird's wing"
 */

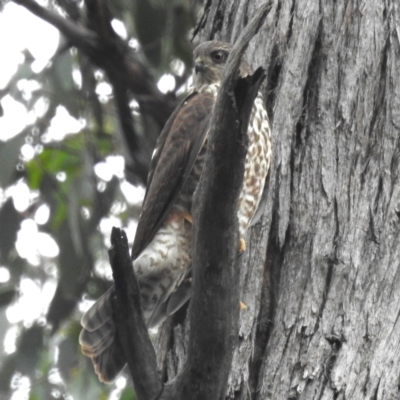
xmin=131 ymin=90 xmax=215 ymax=259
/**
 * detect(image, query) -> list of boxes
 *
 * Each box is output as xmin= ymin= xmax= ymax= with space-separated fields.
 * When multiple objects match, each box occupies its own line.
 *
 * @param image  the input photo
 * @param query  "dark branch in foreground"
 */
xmin=108 ymin=3 xmax=271 ymax=399
xmin=109 ymin=228 xmax=162 ymax=400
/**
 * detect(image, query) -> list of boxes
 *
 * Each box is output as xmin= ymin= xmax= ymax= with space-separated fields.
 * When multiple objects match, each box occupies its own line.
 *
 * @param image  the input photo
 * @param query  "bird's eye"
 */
xmin=211 ymin=51 xmax=226 ymax=63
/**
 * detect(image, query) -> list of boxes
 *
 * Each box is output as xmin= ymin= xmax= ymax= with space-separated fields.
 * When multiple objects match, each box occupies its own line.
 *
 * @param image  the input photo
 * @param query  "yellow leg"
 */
xmin=239 ymin=238 xmax=246 ymax=253
xmin=181 ymin=211 xmax=193 ymax=224
xmin=239 ymin=301 xmax=247 ymax=310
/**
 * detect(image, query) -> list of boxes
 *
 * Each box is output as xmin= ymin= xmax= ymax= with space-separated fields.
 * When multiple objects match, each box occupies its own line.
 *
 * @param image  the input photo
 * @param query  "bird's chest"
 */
xmin=175 ymin=91 xmax=271 ymax=234
xmin=238 ymin=95 xmax=271 ymax=235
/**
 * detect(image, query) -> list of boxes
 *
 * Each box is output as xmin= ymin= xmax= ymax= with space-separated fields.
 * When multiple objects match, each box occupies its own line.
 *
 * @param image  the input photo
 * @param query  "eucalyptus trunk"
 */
xmin=156 ymin=1 xmax=400 ymax=399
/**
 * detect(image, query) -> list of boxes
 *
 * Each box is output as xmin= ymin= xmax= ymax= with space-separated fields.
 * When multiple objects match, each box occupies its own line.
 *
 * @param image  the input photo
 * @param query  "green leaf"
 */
xmin=120 ymin=387 xmax=137 ymax=400
xmin=25 ymin=160 xmax=43 ymax=190
xmin=26 ymin=142 xmax=83 ymax=192
xmin=96 ymin=137 xmax=113 ymax=157
xmin=28 ymin=392 xmax=40 ymax=400
xmin=39 ymin=147 xmax=81 ymax=176
xmin=51 ymin=197 xmax=67 ymax=229
xmin=63 ymin=133 xmax=84 ymax=151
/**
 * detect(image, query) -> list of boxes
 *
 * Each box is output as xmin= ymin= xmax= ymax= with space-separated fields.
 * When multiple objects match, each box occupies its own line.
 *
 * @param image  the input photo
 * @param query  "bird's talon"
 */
xmin=239 ymin=301 xmax=247 ymax=310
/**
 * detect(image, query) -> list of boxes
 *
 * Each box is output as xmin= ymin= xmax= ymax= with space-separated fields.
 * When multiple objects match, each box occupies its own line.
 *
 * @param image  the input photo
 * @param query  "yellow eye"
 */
xmin=211 ymin=50 xmax=226 ymax=63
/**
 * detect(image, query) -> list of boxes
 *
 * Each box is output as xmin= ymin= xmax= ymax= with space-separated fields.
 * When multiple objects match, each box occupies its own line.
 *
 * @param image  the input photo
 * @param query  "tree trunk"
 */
xmin=156 ymin=1 xmax=400 ymax=399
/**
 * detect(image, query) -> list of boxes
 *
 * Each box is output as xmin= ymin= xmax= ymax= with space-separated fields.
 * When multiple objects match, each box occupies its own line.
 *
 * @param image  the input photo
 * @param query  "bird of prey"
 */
xmin=79 ymin=40 xmax=272 ymax=383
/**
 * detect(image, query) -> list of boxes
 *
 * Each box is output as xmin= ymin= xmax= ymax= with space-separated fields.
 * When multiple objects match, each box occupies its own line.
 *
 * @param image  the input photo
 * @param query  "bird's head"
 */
xmin=192 ymin=41 xmax=250 ymax=90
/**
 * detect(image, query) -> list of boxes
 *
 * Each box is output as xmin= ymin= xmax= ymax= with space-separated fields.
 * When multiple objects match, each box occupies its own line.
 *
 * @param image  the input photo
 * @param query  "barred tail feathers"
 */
xmin=79 ymin=287 xmax=125 ymax=383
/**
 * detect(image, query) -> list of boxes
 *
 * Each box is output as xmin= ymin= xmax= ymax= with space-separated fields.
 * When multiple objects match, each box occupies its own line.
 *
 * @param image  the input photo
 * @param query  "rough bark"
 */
xmin=156 ymin=1 xmax=400 ymax=400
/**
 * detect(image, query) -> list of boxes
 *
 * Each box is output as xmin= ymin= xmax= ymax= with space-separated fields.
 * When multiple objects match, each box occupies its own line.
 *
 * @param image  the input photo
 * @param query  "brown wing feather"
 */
xmin=143 ymin=92 xmax=195 ymax=196
xmin=131 ymin=91 xmax=215 ymax=259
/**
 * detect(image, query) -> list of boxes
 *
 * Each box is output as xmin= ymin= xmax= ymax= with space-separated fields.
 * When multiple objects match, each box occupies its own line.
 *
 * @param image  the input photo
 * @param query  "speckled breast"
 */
xmin=177 ymin=85 xmax=271 ymax=237
xmin=237 ymin=92 xmax=271 ymax=237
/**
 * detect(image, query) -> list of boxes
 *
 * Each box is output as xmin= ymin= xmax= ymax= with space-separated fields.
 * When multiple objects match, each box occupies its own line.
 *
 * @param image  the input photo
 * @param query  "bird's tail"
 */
xmin=79 ymin=287 xmax=126 ymax=382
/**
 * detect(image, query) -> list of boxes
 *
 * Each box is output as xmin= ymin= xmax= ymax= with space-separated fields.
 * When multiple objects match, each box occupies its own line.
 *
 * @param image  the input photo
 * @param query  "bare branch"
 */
xmin=109 ymin=228 xmax=162 ymax=400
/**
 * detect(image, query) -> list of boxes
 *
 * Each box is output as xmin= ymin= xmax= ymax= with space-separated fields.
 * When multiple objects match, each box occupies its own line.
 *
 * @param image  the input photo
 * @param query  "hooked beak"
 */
xmin=195 ymin=60 xmax=205 ymax=74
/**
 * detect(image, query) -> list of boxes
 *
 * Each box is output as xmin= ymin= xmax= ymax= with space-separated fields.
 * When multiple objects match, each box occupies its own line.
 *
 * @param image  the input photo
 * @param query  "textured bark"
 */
xmin=156 ymin=1 xmax=400 ymax=399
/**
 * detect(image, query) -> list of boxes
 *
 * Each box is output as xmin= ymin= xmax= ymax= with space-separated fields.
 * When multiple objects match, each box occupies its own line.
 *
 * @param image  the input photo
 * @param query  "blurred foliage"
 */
xmin=0 ymin=0 xmax=201 ymax=398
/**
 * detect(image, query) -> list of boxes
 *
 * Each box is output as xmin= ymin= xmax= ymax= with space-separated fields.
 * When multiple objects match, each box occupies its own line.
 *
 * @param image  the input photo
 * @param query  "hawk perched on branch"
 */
xmin=79 ymin=41 xmax=271 ymax=382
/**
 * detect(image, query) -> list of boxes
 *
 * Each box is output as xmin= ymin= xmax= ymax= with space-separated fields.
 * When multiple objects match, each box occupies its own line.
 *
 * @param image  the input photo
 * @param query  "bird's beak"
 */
xmin=195 ymin=58 xmax=205 ymax=74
